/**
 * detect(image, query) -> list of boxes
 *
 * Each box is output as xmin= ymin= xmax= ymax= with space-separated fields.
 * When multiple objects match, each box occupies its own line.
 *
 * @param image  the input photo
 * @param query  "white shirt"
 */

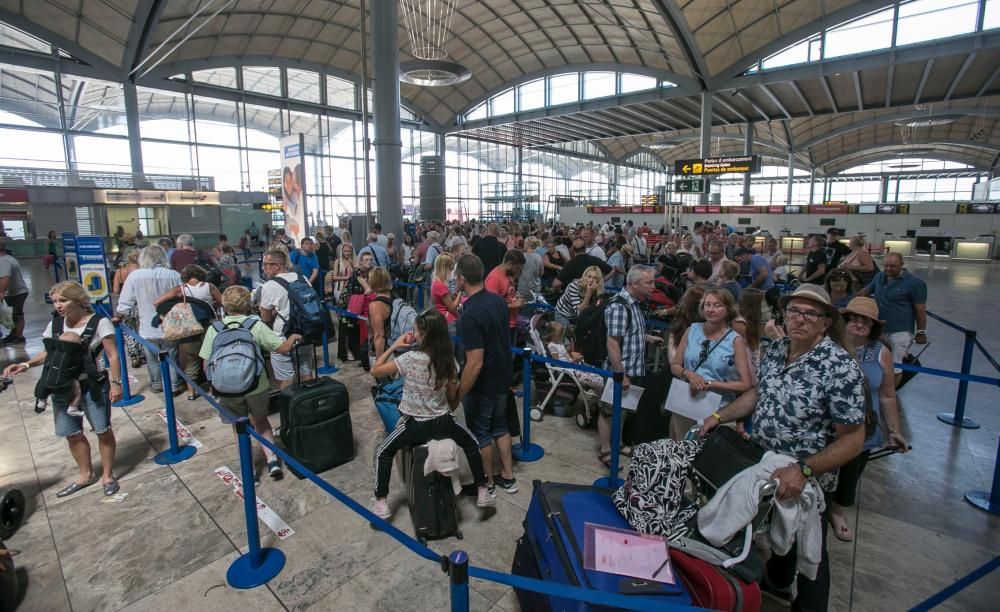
xmin=259 ymin=272 xmax=300 ymax=337
xmin=43 ymin=313 xmax=115 ymax=352
xmin=376 ymin=234 xmax=389 ymax=248
xmin=116 ymin=267 xmax=182 ymax=339
xmin=182 ymin=281 xmax=213 ymax=303
xmin=585 ymin=244 xmax=606 ymax=261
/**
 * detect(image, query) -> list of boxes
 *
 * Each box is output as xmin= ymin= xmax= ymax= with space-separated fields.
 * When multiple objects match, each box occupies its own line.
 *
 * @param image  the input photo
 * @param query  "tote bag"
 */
xmin=161 ymin=288 xmax=204 ymax=341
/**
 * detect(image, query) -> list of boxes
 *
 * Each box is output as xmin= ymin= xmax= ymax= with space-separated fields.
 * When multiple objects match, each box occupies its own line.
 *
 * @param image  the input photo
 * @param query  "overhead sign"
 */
xmin=74 ymin=236 xmax=109 ymax=301
xmin=94 ymin=190 xmax=219 ymax=205
xmin=675 ymin=155 xmax=761 ymax=176
xmin=809 ymin=205 xmax=848 ymax=214
xmin=0 ymin=188 xmax=28 ymax=203
xmin=62 ymin=232 xmax=78 ymax=281
xmin=674 ymin=178 xmax=708 ymax=194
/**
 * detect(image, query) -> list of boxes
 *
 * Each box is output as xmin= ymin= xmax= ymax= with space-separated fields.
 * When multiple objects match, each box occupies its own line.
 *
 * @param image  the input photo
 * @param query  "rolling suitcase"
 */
xmin=278 ymin=346 xmax=354 ymax=478
xmin=513 ymin=481 xmax=693 ymax=612
xmin=671 ymin=548 xmax=761 ymax=612
xmin=400 ymin=443 xmax=462 ymax=544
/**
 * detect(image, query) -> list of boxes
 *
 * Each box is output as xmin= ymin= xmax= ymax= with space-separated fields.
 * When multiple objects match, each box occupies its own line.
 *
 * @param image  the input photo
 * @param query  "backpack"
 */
xmin=575 ymin=295 xmax=631 ymax=366
xmin=388 ymin=298 xmax=417 ymax=346
xmin=272 ymin=274 xmax=326 ymax=344
xmin=372 ymin=376 xmax=405 ymax=431
xmin=36 ymin=313 xmax=106 ymax=402
xmin=196 ymin=251 xmax=225 ymax=287
xmin=206 ymin=317 xmax=266 ymax=396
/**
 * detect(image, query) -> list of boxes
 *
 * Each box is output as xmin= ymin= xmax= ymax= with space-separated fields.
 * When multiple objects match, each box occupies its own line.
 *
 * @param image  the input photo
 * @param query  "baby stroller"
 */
xmin=526 ymin=314 xmax=600 ymax=428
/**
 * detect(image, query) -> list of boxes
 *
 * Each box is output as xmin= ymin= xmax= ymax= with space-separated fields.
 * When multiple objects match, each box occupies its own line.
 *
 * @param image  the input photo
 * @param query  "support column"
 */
xmin=809 ymin=168 xmax=816 ymax=205
xmin=436 ymin=132 xmax=446 ymax=157
xmin=786 ymin=151 xmax=795 ymax=206
xmin=879 ymin=175 xmax=890 ymax=203
xmin=123 ymin=83 xmax=143 ymax=177
xmin=742 ymin=122 xmax=753 ymax=205
xmin=699 ymin=92 xmax=712 ymax=205
xmin=371 ymin=0 xmax=403 ymax=239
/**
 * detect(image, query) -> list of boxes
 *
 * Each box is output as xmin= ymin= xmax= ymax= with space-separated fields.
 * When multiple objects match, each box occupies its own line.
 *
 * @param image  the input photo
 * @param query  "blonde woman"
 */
xmin=324 ymin=241 xmax=356 ymax=302
xmin=431 ymin=252 xmax=459 ymax=326
xmin=553 ymin=265 xmax=604 ymax=326
xmin=4 ymin=281 xmax=123 ymax=497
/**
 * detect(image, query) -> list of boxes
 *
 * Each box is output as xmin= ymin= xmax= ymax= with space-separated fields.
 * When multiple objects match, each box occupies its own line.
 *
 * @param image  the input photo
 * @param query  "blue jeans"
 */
xmin=143 ymin=337 xmax=180 ymax=392
xmin=462 ymin=390 xmax=509 ymax=448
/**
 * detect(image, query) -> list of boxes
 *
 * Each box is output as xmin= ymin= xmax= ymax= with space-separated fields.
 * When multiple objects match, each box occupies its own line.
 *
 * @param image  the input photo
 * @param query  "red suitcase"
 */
xmin=672 ymin=548 xmax=761 ymax=612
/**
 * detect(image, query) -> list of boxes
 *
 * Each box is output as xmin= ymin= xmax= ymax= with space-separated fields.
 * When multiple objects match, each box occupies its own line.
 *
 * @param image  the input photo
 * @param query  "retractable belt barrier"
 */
xmin=107 ymin=317 xmax=694 ymax=608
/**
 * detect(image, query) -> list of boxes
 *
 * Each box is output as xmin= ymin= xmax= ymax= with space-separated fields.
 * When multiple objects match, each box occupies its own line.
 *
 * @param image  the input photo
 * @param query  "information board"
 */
xmin=74 ymin=236 xmax=109 ymax=301
xmin=61 ymin=232 xmax=78 ymax=281
xmin=674 ymin=155 xmax=761 ymax=175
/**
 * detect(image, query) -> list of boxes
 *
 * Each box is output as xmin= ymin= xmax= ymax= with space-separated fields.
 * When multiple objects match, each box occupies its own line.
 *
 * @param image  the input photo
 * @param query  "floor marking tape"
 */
xmin=214 ymin=466 xmax=295 ymax=540
xmin=157 ymin=409 xmax=203 ymax=449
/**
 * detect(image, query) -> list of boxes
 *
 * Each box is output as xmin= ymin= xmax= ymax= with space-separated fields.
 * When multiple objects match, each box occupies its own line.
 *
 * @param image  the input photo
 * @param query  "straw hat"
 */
xmin=778 ymin=283 xmax=839 ymax=320
xmin=840 ymin=296 xmax=884 ymax=323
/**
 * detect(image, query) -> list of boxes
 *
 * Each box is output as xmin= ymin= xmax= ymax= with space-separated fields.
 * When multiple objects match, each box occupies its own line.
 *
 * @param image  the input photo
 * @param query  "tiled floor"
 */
xmin=1 ymin=257 xmax=998 ymax=611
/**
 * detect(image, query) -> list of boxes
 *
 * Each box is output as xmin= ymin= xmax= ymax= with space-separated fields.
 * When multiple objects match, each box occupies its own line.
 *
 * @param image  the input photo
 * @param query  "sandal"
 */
xmin=619 ymin=446 xmax=633 ymax=458
xmin=830 ymin=513 xmax=854 ymax=542
xmin=186 ymin=394 xmax=197 ymax=401
xmin=598 ymin=450 xmax=613 ymax=468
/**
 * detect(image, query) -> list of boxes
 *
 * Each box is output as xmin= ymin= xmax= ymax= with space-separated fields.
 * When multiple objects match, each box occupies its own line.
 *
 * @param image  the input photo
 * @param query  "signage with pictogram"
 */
xmin=675 ymin=155 xmax=761 ymax=175
xmin=674 ymin=178 xmax=708 ymax=193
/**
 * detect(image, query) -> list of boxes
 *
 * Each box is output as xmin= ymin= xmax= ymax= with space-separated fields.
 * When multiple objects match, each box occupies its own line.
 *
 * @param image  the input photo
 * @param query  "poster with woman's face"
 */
xmin=279 ymin=134 xmax=307 ymax=243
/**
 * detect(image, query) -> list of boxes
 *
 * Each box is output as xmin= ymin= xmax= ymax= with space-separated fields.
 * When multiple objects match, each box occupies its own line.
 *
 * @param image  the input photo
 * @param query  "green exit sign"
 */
xmin=675 ymin=178 xmax=708 ymax=194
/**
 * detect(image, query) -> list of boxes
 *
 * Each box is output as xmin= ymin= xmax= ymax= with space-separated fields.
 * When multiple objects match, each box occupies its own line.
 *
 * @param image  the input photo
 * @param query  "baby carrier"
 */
xmin=35 ymin=313 xmax=107 ymax=403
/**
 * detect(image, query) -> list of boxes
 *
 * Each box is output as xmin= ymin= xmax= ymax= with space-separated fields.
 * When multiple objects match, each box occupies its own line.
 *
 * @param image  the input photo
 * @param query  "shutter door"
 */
xmin=168 ymin=206 xmax=221 ymax=235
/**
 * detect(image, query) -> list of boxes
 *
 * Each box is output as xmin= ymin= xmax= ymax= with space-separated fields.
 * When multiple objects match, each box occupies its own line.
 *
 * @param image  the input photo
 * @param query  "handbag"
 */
xmin=161 ymin=287 xmax=204 ymax=341
xmin=347 ymin=292 xmax=366 ymax=315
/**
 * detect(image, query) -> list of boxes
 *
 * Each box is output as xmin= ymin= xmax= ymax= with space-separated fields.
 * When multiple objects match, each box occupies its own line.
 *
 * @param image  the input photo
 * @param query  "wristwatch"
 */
xmin=797 ymin=460 xmax=813 ymax=477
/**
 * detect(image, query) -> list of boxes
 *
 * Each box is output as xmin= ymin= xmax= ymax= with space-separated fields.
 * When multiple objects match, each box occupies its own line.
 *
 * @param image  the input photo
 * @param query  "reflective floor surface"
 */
xmin=1 ymin=257 xmax=998 ymax=611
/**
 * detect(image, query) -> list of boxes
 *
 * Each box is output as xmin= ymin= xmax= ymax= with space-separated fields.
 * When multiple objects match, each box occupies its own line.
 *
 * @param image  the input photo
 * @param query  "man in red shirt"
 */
xmin=485 ymin=249 xmax=526 ymax=345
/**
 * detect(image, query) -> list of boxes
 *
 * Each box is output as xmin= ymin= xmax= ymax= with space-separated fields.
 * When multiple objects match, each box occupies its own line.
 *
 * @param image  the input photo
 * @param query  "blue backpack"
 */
xmin=373 ymin=376 xmax=405 ymax=431
xmin=273 ymin=273 xmax=326 ymax=344
xmin=206 ymin=317 xmax=265 ymax=396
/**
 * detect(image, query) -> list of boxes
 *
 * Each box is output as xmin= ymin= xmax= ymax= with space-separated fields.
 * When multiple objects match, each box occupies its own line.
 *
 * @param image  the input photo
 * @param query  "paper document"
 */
xmin=600 ymin=384 xmax=644 ymax=412
xmin=583 ymin=523 xmax=675 ymax=584
xmin=664 ymin=378 xmax=722 ymax=421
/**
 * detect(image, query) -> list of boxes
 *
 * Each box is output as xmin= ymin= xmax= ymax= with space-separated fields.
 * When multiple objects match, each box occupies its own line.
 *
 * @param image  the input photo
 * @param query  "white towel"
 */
xmin=423 ymin=439 xmax=463 ymax=495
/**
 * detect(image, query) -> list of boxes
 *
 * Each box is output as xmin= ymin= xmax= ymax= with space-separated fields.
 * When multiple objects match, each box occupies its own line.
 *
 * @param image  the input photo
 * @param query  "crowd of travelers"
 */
xmin=0 ymin=215 xmax=929 ymax=612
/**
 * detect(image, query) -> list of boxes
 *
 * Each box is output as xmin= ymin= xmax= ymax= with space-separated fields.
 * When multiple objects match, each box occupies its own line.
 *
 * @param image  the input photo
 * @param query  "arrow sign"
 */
xmin=674 ymin=178 xmax=707 ymax=194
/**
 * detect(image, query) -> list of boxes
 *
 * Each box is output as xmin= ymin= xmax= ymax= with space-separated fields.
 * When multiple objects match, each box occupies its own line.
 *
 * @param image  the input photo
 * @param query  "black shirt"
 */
xmin=557 ymin=254 xmax=612 ymax=286
xmin=316 ymin=240 xmax=332 ymax=270
xmin=826 ymin=241 xmax=851 ymax=269
xmin=472 ymin=235 xmax=506 ymax=275
xmin=805 ymin=249 xmax=828 ymax=281
xmin=459 ymin=289 xmax=513 ymax=395
xmin=542 ymin=251 xmax=565 ymax=280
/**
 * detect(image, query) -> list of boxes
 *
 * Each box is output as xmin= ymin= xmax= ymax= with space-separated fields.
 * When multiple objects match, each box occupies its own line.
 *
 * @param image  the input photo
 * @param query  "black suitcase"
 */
xmin=897 ymin=342 xmax=930 ymax=390
xmin=401 ymin=443 xmax=462 ymax=544
xmin=277 ymin=348 xmax=354 ymax=478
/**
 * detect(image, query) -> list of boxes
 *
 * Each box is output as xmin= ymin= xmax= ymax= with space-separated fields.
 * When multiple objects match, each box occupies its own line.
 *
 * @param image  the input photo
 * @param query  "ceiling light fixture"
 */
xmin=399 ymin=60 xmax=471 ymax=87
xmin=641 ymin=140 xmax=679 ymax=150
xmin=894 ymin=114 xmax=964 ymax=128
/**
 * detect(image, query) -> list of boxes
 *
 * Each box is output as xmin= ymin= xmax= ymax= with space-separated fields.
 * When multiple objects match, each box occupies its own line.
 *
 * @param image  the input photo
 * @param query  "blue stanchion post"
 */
xmin=448 ymin=550 xmax=470 ymax=612
xmin=317 ymin=327 xmax=338 ymax=375
xmin=227 ymin=420 xmax=286 ymax=588
xmin=153 ymin=351 xmax=197 ymax=465
xmin=513 ymin=347 xmax=544 ymax=462
xmin=965 ymin=431 xmax=1000 ymax=515
xmin=111 ymin=321 xmax=144 ymax=407
xmin=594 ymin=371 xmax=624 ymax=489
xmin=937 ymin=330 xmax=981 ymax=429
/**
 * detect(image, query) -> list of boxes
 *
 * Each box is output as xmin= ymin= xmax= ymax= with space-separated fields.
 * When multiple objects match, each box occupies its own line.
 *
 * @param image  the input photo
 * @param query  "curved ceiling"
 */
xmin=1 ymin=0 xmax=998 ymax=174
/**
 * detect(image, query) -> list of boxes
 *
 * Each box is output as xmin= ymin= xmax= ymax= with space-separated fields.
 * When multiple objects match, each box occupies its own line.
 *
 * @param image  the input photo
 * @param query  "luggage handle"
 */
xmin=906 ymin=340 xmax=930 ymax=360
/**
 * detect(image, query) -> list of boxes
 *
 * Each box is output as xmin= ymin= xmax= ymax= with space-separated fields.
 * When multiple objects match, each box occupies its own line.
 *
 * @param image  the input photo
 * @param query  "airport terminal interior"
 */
xmin=1 ymin=1 xmax=1000 ymax=611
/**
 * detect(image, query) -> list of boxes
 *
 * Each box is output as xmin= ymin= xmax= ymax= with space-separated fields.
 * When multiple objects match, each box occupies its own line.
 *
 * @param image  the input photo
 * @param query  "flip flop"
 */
xmin=830 ymin=515 xmax=855 ymax=542
xmin=56 ymin=477 xmax=97 ymax=498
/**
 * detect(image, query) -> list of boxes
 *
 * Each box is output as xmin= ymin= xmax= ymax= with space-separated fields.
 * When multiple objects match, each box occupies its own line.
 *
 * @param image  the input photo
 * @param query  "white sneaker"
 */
xmin=371 ymin=497 xmax=392 ymax=519
xmin=476 ymin=485 xmax=497 ymax=508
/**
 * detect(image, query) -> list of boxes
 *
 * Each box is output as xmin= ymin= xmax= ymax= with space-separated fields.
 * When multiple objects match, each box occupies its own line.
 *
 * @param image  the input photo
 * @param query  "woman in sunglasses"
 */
xmin=824 ymin=269 xmax=855 ymax=309
xmin=668 ymin=288 xmax=753 ymax=439
xmin=830 ymin=297 xmax=908 ymax=541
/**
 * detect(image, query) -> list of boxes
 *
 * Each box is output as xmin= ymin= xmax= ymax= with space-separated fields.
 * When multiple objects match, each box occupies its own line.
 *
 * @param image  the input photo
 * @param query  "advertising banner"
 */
xmin=62 ymin=232 xmax=78 ymax=281
xmin=279 ymin=134 xmax=308 ymax=245
xmin=74 ymin=236 xmax=109 ymax=302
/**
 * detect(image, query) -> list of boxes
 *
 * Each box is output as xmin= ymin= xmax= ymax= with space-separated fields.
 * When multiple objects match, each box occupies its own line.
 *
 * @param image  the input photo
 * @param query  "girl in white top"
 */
xmin=369 ymin=309 xmax=494 ymax=519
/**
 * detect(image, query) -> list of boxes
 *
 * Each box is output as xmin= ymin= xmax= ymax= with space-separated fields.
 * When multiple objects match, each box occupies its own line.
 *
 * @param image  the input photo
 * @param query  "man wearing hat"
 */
xmin=703 ymin=284 xmax=866 ymax=611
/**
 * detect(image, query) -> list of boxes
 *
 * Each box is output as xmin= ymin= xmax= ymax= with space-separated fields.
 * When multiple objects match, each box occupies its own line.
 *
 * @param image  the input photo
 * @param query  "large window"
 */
xmin=748 ymin=0 xmax=992 ymax=74
xmin=464 ymin=70 xmax=676 ymax=121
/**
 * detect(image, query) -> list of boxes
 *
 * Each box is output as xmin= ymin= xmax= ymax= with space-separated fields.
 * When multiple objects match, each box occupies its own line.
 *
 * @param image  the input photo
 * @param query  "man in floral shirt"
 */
xmin=703 ymin=284 xmax=865 ymax=612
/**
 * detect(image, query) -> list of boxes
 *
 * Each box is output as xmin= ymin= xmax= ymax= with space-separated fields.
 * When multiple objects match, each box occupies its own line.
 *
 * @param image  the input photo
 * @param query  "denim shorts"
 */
xmin=52 ymin=386 xmax=111 ymax=437
xmin=462 ymin=390 xmax=509 ymax=447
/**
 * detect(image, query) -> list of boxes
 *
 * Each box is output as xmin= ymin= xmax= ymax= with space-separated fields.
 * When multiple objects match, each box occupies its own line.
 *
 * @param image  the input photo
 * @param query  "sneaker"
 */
xmin=267 ymin=460 xmax=284 ymax=480
xmin=496 ymin=475 xmax=518 ymax=494
xmin=476 ymin=485 xmax=496 ymax=508
xmin=760 ymin=574 xmax=794 ymax=605
xmin=371 ymin=497 xmax=392 ymax=519
xmin=487 ymin=484 xmax=497 ymax=498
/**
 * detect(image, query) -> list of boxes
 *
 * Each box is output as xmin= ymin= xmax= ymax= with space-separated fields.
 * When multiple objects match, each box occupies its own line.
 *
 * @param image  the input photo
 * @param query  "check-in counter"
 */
xmin=952 ymin=236 xmax=995 ymax=262
xmin=883 ymin=238 xmax=914 ymax=257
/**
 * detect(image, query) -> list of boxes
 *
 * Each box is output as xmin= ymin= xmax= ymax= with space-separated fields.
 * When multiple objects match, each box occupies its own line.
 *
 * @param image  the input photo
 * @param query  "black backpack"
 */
xmin=575 ymin=295 xmax=631 ymax=366
xmin=272 ymin=273 xmax=327 ymax=344
xmin=196 ymin=251 xmax=225 ymax=287
xmin=36 ymin=313 xmax=107 ymax=402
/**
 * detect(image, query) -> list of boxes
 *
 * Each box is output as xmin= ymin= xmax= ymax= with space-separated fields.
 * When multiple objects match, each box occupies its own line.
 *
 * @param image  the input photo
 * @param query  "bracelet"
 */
xmin=19 ymin=362 xmax=30 ymax=371
xmin=915 ymin=330 xmax=926 ymax=335
xmin=712 ymin=411 xmax=723 ymax=423
xmin=110 ymin=380 xmax=122 ymax=386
